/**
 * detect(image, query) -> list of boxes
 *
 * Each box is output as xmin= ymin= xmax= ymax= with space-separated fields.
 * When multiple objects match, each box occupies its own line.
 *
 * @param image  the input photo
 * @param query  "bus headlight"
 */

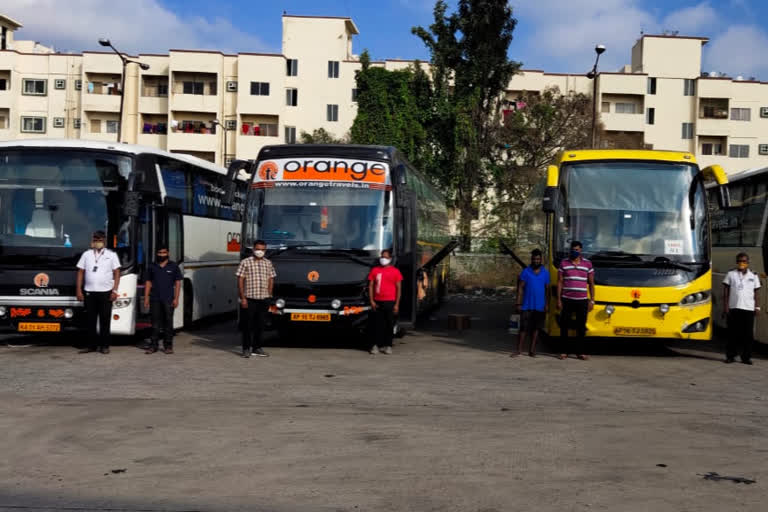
xmin=680 ymin=291 xmax=710 ymax=306
xmin=659 ymin=304 xmax=670 ymax=316
xmin=331 ymin=299 xmax=342 ymax=310
xmin=113 ymin=298 xmax=132 ymax=309
xmin=604 ymin=305 xmax=615 ymax=316
xmin=64 ymin=308 xmax=74 ymax=319
xmin=275 ymin=299 xmax=285 ymax=309
xmin=0 ymin=306 xmax=6 ymax=317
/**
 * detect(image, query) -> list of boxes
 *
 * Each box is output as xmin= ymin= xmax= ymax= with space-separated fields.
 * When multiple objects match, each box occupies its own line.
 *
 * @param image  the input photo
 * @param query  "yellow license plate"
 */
xmin=291 ymin=313 xmax=331 ymax=322
xmin=18 ymin=322 xmax=61 ymax=332
xmin=614 ymin=327 xmax=656 ymax=336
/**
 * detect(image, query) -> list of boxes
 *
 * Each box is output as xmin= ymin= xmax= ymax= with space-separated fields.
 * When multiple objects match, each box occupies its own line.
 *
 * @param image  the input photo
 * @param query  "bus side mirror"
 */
xmin=542 ymin=165 xmax=559 ymax=213
xmin=394 ymin=164 xmax=407 ymax=185
xmin=122 ymin=191 xmax=141 ymax=218
xmin=716 ymin=185 xmax=731 ymax=209
xmin=223 ymin=159 xmax=251 ymax=206
xmin=396 ymin=188 xmax=413 ymax=208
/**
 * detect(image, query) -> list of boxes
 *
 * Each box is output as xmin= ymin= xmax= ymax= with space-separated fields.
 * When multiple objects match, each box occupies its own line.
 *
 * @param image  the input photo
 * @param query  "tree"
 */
xmin=299 ymin=128 xmax=348 ymax=144
xmin=350 ymin=51 xmax=433 ymax=172
xmin=413 ymin=0 xmax=521 ymax=251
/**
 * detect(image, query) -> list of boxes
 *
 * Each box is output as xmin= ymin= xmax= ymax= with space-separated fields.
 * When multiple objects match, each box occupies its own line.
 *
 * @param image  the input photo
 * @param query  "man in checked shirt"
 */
xmin=556 ymin=240 xmax=595 ymax=360
xmin=236 ymin=240 xmax=276 ymax=358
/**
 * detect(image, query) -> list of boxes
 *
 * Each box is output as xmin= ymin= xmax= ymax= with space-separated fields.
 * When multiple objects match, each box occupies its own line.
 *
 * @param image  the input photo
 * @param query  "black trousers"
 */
xmin=727 ymin=308 xmax=754 ymax=361
xmin=84 ymin=291 xmax=112 ymax=350
xmin=150 ymin=300 xmax=174 ymax=349
xmin=560 ymin=298 xmax=588 ymax=355
xmin=242 ymin=299 xmax=268 ymax=351
xmin=372 ymin=301 xmax=396 ymax=348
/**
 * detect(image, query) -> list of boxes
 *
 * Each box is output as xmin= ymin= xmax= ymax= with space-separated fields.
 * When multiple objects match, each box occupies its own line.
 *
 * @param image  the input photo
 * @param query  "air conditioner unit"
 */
xmin=225 ymin=120 xmax=237 ymax=130
xmin=74 ymin=80 xmax=82 ymax=91
xmin=53 ymin=117 xmax=65 ymax=128
xmin=54 ymin=79 xmax=66 ymax=90
xmin=226 ymin=81 xmax=238 ymax=92
xmin=761 ymin=107 xmax=768 ymax=118
xmin=73 ymin=118 xmax=81 ymax=129
xmin=759 ymin=144 xmax=768 ymax=155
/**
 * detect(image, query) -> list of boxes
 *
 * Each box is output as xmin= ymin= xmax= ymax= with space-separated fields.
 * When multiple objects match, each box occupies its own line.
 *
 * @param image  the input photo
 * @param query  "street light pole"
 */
xmin=98 ymin=39 xmax=150 ymax=143
xmin=587 ymin=44 xmax=606 ymax=149
xmin=213 ymin=119 xmax=227 ymax=166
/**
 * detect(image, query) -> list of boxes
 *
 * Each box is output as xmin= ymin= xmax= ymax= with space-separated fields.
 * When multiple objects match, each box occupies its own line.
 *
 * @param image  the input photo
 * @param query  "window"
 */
xmin=157 ymin=83 xmax=168 ymax=97
xmin=73 ymin=118 xmax=81 ymax=129
xmin=75 ymin=79 xmax=82 ymax=91
xmin=615 ymin=103 xmax=636 ymax=114
xmin=352 ymin=88 xmax=359 ymax=102
xmin=53 ymin=117 xmax=65 ymax=128
xmin=22 ymin=78 xmax=47 ymax=96
xmin=328 ymin=61 xmax=339 ymax=79
xmin=0 ymin=78 xmax=7 ymax=90
xmin=647 ymin=77 xmax=656 ymax=95
xmin=729 ymin=144 xmax=750 ymax=158
xmin=286 ymin=59 xmax=298 ymax=77
xmin=731 ymin=108 xmax=751 ymax=121
xmin=646 ymin=107 xmax=655 ymax=125
xmin=711 ymin=177 xmax=768 ymax=246
xmin=285 ymin=126 xmax=296 ymax=144
xmin=54 ymin=79 xmax=66 ymax=90
xmin=20 ymin=116 xmax=46 ymax=133
xmin=286 ymin=88 xmax=298 ymax=106
xmin=90 ymin=119 xmax=101 ymax=133
xmin=209 ymin=81 xmax=217 ymax=95
xmin=256 ymin=123 xmax=278 ymax=137
xmin=701 ymin=143 xmax=724 ymax=155
xmin=225 ymin=119 xmax=237 ymax=130
xmin=226 ymin=81 xmax=238 ymax=92
xmin=601 ymin=101 xmax=610 ymax=113
xmin=106 ymin=120 xmax=119 ymax=134
xmin=681 ymin=122 xmax=693 ymax=139
xmin=250 ymin=82 xmax=270 ymax=96
xmin=183 ymin=81 xmax=204 ymax=95
xmin=683 ymin=79 xmax=695 ymax=96
xmin=0 ymin=115 xmax=6 ymax=129
xmin=327 ymin=104 xmax=339 ymax=122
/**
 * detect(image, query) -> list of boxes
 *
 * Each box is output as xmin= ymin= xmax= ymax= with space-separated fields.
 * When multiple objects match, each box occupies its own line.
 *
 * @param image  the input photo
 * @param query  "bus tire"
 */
xmin=183 ymin=279 xmax=194 ymax=330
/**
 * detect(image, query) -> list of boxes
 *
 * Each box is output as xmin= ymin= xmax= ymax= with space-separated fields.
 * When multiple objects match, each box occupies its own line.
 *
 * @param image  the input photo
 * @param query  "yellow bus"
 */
xmin=540 ymin=149 xmax=729 ymax=340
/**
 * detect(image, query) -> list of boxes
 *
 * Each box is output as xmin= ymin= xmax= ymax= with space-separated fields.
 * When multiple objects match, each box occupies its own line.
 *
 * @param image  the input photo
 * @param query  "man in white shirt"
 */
xmin=76 ymin=230 xmax=121 ymax=354
xmin=722 ymin=252 xmax=761 ymax=365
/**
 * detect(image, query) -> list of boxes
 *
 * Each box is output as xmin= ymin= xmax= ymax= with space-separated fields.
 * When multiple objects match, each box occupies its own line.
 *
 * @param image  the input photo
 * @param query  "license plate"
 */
xmin=291 ymin=313 xmax=331 ymax=322
xmin=614 ymin=327 xmax=656 ymax=336
xmin=18 ymin=322 xmax=61 ymax=332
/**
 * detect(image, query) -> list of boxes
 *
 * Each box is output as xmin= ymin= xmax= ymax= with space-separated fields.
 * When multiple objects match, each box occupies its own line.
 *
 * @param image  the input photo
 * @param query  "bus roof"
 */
xmin=258 ymin=144 xmax=397 ymax=162
xmin=722 ymin=165 xmax=768 ymax=184
xmin=557 ymin=149 xmax=697 ymax=165
xmin=0 ymin=138 xmax=228 ymax=175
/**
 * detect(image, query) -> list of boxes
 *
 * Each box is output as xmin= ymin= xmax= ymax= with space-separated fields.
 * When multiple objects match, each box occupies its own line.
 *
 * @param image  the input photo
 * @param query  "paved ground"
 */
xmin=0 ymin=298 xmax=766 ymax=512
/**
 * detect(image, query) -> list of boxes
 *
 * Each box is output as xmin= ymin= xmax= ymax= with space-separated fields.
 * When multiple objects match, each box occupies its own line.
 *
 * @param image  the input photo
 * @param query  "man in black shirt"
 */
xmin=143 ymin=246 xmax=183 ymax=354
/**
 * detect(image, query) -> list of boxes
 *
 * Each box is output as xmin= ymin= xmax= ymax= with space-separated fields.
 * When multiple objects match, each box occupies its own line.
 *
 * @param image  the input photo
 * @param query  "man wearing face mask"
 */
xmin=368 ymin=249 xmax=403 ymax=355
xmin=514 ymin=249 xmax=550 ymax=357
xmin=143 ymin=246 xmax=183 ymax=354
xmin=236 ymin=240 xmax=276 ymax=358
xmin=556 ymin=240 xmax=595 ymax=360
xmin=722 ymin=252 xmax=761 ymax=365
xmin=76 ymin=230 xmax=122 ymax=354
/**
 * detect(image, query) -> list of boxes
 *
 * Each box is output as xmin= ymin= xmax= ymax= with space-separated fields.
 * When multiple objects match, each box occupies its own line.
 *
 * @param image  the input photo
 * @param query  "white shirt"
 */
xmin=77 ymin=248 xmax=122 ymax=292
xmin=723 ymin=269 xmax=761 ymax=311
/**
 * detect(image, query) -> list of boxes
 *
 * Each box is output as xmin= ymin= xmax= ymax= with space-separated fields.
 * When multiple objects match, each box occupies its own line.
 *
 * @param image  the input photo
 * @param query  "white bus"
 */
xmin=0 ymin=139 xmax=246 ymax=336
xmin=710 ymin=165 xmax=768 ymax=342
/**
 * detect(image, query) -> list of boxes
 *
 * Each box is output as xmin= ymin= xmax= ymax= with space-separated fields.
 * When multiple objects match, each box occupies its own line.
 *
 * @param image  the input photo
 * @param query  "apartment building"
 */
xmin=1 ymin=12 xmax=768 ymax=174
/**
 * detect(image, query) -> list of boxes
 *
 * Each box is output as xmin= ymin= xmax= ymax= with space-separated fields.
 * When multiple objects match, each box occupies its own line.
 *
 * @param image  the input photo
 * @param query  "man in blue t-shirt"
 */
xmin=143 ymin=246 xmax=183 ymax=354
xmin=513 ymin=249 xmax=550 ymax=357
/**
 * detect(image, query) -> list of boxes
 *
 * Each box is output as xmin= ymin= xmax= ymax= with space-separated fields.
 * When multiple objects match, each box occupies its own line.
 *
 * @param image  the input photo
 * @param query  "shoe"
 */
xmin=100 ymin=347 xmax=110 ymax=354
xmin=253 ymin=347 xmax=269 ymax=357
xmin=163 ymin=348 xmax=174 ymax=354
xmin=369 ymin=345 xmax=379 ymax=355
xmin=79 ymin=348 xmax=97 ymax=354
xmin=242 ymin=348 xmax=252 ymax=358
xmin=529 ymin=352 xmax=537 ymax=358
xmin=510 ymin=352 xmax=521 ymax=358
xmin=145 ymin=347 xmax=157 ymax=354
xmin=725 ymin=358 xmax=735 ymax=364
xmin=742 ymin=359 xmax=753 ymax=365
xmin=381 ymin=346 xmax=393 ymax=355
xmin=577 ymin=354 xmax=590 ymax=361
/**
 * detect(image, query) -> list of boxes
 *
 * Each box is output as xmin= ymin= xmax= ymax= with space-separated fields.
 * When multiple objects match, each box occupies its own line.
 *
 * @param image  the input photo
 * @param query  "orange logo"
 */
xmin=34 ymin=273 xmax=50 ymax=288
xmin=631 ymin=289 xmax=641 ymax=299
xmin=307 ymin=271 xmax=319 ymax=282
xmin=258 ymin=162 xmax=279 ymax=181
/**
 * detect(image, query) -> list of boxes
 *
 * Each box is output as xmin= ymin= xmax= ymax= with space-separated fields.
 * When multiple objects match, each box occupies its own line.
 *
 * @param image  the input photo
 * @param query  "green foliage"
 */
xmin=299 ymin=128 xmax=348 ymax=144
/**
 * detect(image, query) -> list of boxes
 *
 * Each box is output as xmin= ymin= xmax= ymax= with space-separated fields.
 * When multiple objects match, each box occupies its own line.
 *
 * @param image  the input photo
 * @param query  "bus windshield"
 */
xmin=0 ymin=150 xmax=132 ymax=266
xmin=247 ymin=185 xmax=393 ymax=252
xmin=556 ymin=161 xmax=708 ymax=264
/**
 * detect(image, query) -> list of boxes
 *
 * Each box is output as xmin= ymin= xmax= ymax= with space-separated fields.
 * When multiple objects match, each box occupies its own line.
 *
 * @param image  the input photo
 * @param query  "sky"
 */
xmin=4 ymin=0 xmax=768 ymax=79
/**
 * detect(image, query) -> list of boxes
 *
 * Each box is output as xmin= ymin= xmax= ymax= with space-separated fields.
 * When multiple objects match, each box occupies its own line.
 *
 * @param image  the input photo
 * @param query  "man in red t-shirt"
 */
xmin=367 ymin=249 xmax=403 ymax=355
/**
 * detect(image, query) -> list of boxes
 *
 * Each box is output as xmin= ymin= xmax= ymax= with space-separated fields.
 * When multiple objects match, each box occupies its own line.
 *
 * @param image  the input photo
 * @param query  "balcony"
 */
xmin=601 ymin=111 xmax=645 ymax=133
xmin=138 ymin=133 xmax=168 ymax=149
xmin=171 ymin=93 xmax=219 ymax=113
xmin=140 ymin=76 xmax=169 ymax=113
xmin=696 ymin=118 xmax=730 ymax=137
xmin=82 ymin=77 xmax=122 ymax=112
xmin=170 ymin=73 xmax=219 ymax=113
xmin=168 ymin=132 xmax=218 ymax=152
xmin=236 ymin=115 xmax=280 ymax=157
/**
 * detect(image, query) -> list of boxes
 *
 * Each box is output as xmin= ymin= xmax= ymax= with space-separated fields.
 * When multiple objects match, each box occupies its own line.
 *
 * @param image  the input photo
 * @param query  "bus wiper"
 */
xmin=642 ymin=257 xmax=693 ymax=272
xmin=590 ymin=250 xmax=644 ymax=261
xmin=268 ymin=243 xmax=333 ymax=257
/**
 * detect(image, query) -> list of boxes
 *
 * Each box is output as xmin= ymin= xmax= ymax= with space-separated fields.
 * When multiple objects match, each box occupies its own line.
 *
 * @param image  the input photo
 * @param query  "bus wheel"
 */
xmin=183 ymin=280 xmax=194 ymax=330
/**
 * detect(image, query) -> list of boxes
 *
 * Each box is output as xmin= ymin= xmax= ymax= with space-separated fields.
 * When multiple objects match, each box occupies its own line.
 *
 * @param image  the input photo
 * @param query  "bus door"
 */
xmin=395 ymin=188 xmax=417 ymax=326
xmin=148 ymin=205 xmax=185 ymax=330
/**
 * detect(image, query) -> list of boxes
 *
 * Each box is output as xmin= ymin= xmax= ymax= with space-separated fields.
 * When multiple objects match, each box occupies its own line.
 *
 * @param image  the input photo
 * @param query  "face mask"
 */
xmin=738 ymin=262 xmax=748 ymax=270
xmin=532 ymin=263 xmax=541 ymax=269
xmin=570 ymin=250 xmax=580 ymax=259
xmin=253 ymin=250 xmax=265 ymax=258
xmin=157 ymin=255 xmax=168 ymax=262
xmin=380 ymin=258 xmax=391 ymax=266
xmin=92 ymin=241 xmax=105 ymax=250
